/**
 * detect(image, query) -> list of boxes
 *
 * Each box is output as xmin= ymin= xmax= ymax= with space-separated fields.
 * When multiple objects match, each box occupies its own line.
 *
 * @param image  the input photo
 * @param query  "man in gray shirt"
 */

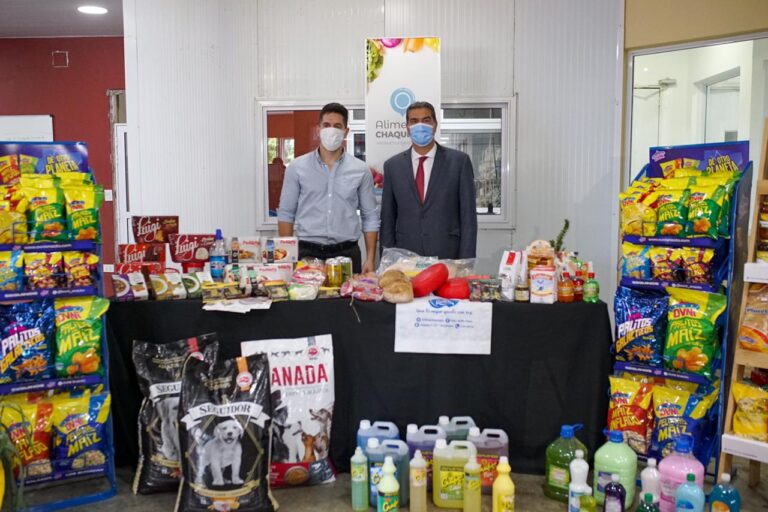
xmin=277 ymin=103 xmax=379 ymax=273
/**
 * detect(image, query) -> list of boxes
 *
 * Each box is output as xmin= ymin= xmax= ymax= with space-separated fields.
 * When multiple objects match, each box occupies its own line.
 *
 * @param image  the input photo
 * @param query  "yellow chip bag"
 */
xmin=608 ymin=376 xmax=654 ymax=454
xmin=0 ymin=211 xmax=27 ymax=244
xmin=20 ymin=175 xmax=56 ymax=189
xmin=62 ymin=185 xmax=103 ymax=241
xmin=658 ymin=178 xmax=695 ymax=190
xmin=659 ymin=159 xmax=683 ymax=178
xmin=1 ymin=400 xmax=54 ymax=478
xmin=732 ymin=381 xmax=768 ymax=442
xmin=0 ymin=155 xmax=20 ymax=186
xmin=19 ymin=154 xmax=39 ymax=175
xmin=57 ymin=172 xmax=92 ymax=186
xmin=686 ymin=185 xmax=726 ymax=239
xmin=63 ymin=251 xmax=99 ymax=287
xmin=683 ymin=158 xmax=701 ymax=170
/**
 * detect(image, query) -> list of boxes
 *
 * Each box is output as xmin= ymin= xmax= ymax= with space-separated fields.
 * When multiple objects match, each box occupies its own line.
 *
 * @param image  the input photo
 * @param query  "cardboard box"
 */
xmin=260 ymin=236 xmax=298 ymax=263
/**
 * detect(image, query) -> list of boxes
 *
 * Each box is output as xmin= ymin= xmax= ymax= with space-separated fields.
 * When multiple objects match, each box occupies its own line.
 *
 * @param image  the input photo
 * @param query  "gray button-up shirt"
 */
xmin=277 ymin=149 xmax=380 ymax=244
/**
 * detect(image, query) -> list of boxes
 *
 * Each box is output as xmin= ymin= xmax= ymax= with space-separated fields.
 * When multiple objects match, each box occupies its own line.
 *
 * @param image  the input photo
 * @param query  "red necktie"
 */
xmin=415 ymin=156 xmax=427 ymax=203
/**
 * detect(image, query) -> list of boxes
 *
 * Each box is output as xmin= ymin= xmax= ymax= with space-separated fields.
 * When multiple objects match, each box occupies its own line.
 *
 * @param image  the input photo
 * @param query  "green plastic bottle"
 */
xmin=636 ymin=492 xmax=659 ymax=511
xmin=583 ymin=272 xmax=600 ymax=303
xmin=543 ymin=424 xmax=588 ymax=501
xmin=351 ymin=447 xmax=369 ymax=512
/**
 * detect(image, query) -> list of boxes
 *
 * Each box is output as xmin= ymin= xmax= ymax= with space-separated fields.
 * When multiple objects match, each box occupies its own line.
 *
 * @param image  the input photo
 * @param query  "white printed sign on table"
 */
xmin=395 ymin=297 xmax=493 ymax=355
xmin=365 ymin=37 xmax=441 ymax=194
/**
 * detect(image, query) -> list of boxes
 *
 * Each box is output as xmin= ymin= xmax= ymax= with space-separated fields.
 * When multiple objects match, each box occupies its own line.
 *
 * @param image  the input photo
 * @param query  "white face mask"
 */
xmin=319 ymin=127 xmax=345 ymax=151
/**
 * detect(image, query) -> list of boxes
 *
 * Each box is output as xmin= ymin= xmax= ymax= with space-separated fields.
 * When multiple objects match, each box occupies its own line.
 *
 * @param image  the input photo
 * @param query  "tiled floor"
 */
xmin=24 ymin=461 xmax=768 ymax=511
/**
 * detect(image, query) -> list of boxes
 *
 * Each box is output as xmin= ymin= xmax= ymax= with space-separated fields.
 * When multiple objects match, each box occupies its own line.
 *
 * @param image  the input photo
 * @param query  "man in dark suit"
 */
xmin=380 ymin=101 xmax=478 ymax=259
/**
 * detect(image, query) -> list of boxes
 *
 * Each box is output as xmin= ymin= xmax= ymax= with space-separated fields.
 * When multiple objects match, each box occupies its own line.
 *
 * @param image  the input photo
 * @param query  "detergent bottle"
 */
xmin=492 ymin=455 xmax=515 ymax=512
xmin=406 ymin=423 xmax=447 ymax=490
xmin=409 ymin=450 xmax=427 ymax=512
xmin=378 ymin=456 xmax=400 ymax=512
xmin=636 ymin=493 xmax=659 ymax=512
xmin=674 ymin=473 xmax=704 ymax=512
xmin=593 ymin=431 xmax=637 ymax=505
xmin=358 ymin=419 xmax=400 ymax=449
xmin=467 ymin=427 xmax=509 ymax=494
xmin=432 ymin=440 xmax=477 ymax=508
xmin=604 ymin=474 xmax=627 ymax=512
xmin=579 ymin=488 xmax=597 ymax=512
xmin=351 ymin=447 xmax=369 ymax=512
xmin=382 ymin=439 xmax=410 ymax=505
xmin=438 ymin=416 xmax=477 ymax=442
xmin=658 ymin=436 xmax=704 ymax=512
xmin=367 ymin=438 xmax=386 ymax=507
xmin=544 ymin=424 xmax=588 ymax=502
xmin=640 ymin=458 xmax=661 ymax=505
xmin=568 ymin=449 xmax=590 ymax=512
xmin=709 ymin=473 xmax=741 ymax=511
xmin=463 ymin=455 xmax=482 ymax=512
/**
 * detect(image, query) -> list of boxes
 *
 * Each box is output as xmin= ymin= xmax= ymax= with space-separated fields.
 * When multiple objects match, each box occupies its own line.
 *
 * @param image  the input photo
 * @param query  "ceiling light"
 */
xmin=78 ymin=5 xmax=108 ymax=14
xmin=643 ymin=67 xmax=649 ymax=72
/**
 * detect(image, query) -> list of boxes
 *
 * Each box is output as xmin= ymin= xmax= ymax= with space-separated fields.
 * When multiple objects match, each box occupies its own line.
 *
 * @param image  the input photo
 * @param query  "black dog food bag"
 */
xmin=176 ymin=353 xmax=276 ymax=512
xmin=132 ymin=333 xmax=219 ymax=494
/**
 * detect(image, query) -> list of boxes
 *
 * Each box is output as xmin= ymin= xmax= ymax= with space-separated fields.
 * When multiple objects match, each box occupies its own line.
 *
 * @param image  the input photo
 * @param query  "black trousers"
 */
xmin=298 ymin=240 xmax=362 ymax=273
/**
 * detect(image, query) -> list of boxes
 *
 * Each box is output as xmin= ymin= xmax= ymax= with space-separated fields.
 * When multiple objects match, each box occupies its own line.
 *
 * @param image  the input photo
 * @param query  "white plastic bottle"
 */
xmin=568 ymin=449 xmax=590 ymax=512
xmin=409 ymin=450 xmax=427 ymax=512
xmin=209 ymin=228 xmax=227 ymax=281
xmin=640 ymin=458 xmax=661 ymax=505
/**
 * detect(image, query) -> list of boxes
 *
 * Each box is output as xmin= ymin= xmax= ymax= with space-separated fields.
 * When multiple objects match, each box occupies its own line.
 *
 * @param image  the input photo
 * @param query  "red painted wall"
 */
xmin=0 ymin=37 xmax=125 ymax=264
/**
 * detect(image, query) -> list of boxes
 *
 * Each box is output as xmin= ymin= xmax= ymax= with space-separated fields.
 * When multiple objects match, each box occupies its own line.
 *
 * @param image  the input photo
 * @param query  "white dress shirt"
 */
xmin=411 ymin=145 xmax=437 ymax=196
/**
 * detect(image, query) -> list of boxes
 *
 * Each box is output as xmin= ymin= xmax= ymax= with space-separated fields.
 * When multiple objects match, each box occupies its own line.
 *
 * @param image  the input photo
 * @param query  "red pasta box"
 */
xmin=115 ymin=262 xmax=164 ymax=275
xmin=168 ymin=234 xmax=215 ymax=272
xmin=118 ymin=243 xmax=166 ymax=264
xmin=132 ymin=216 xmax=179 ymax=244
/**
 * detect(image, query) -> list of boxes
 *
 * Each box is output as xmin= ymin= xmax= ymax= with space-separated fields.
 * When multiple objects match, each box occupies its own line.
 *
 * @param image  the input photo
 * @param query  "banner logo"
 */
xmin=390 ymin=88 xmax=415 ymax=115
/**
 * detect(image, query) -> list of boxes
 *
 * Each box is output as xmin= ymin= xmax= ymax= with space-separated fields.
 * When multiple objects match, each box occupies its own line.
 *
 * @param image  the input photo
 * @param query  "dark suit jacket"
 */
xmin=380 ymin=144 xmax=478 ymax=259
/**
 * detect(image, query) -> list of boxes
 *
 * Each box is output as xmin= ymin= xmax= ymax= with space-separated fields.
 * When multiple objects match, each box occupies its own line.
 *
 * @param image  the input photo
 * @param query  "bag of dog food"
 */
xmin=133 ymin=333 xmax=219 ymax=495
xmin=241 ymin=335 xmax=335 ymax=488
xmin=177 ymin=353 xmax=276 ymax=512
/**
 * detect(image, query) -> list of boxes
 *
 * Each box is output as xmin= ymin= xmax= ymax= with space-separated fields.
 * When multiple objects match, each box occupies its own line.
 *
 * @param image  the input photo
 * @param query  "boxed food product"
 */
xmin=112 ymin=272 xmax=149 ymax=301
xmin=118 ymin=243 xmax=166 ymax=265
xmin=254 ymin=263 xmax=293 ymax=283
xmin=498 ymin=250 xmax=522 ymax=301
xmin=150 ymin=273 xmax=187 ymax=301
xmin=260 ymin=236 xmax=298 ymax=263
xmin=530 ymin=266 xmax=556 ymax=304
xmin=115 ymin=261 xmax=163 ymax=276
xmin=132 ymin=216 xmax=179 ymax=244
xmin=168 ymin=234 xmax=215 ymax=271
xmin=237 ymin=237 xmax=262 ymax=263
xmin=182 ymin=273 xmax=203 ymax=299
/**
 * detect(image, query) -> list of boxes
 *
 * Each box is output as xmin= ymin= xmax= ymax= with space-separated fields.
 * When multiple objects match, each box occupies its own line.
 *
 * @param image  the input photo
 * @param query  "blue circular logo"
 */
xmin=390 ymin=88 xmax=415 ymax=115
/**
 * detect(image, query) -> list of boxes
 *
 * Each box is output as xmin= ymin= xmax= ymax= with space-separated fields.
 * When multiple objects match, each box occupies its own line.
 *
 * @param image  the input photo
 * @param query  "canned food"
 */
xmin=325 ymin=258 xmax=343 ymax=287
xmin=338 ymin=257 xmax=353 ymax=283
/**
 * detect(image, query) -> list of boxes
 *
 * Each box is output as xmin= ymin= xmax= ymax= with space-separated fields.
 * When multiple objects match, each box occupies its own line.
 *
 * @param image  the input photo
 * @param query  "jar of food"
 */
xmin=761 ymin=198 xmax=768 ymax=222
xmin=515 ymin=282 xmax=530 ymax=302
xmin=758 ymin=242 xmax=768 ymax=264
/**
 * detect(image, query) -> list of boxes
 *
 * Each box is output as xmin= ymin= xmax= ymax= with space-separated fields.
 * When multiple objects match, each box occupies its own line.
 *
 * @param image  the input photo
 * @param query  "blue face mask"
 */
xmin=409 ymin=123 xmax=434 ymax=147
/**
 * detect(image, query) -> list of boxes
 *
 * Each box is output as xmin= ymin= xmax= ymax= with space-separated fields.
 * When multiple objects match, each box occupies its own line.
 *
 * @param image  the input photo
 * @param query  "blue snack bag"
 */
xmin=0 ymin=299 xmax=55 ymax=383
xmin=621 ymin=243 xmax=651 ymax=279
xmin=613 ymin=287 xmax=668 ymax=366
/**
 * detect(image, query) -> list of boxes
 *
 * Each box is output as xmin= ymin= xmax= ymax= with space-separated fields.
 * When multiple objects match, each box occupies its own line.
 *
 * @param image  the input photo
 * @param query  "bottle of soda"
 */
xmin=573 ymin=270 xmax=584 ymax=302
xmin=209 ymin=229 xmax=227 ymax=281
xmin=558 ymin=272 xmax=575 ymax=303
xmin=583 ymin=273 xmax=600 ymax=303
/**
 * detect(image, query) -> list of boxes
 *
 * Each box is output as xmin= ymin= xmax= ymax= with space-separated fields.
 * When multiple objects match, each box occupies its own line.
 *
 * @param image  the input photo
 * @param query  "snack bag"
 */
xmin=0 ymin=185 xmax=29 ymax=214
xmin=0 ymin=155 xmax=20 ymax=185
xmin=24 ymin=251 xmax=62 ymax=290
xmin=0 ymin=300 xmax=55 ymax=384
xmin=671 ymin=168 xmax=703 ymax=178
xmin=657 ymin=178 xmax=694 ymax=190
xmin=241 ymin=335 xmax=336 ymax=488
xmin=56 ymin=172 xmax=92 ymax=186
xmin=732 ymin=381 xmax=768 ymax=442
xmin=19 ymin=155 xmax=39 ymax=175
xmin=686 ymin=185 xmax=725 ymax=239
xmin=21 ymin=184 xmax=66 ymax=241
xmin=681 ymin=247 xmax=715 ymax=285
xmin=1 ymin=400 xmax=54 ymax=478
xmin=613 ymin=287 xmax=667 ymax=366
xmin=0 ymin=211 xmax=27 ymax=244
xmin=621 ymin=243 xmax=651 ymax=279
xmin=0 ymin=250 xmax=24 ymax=291
xmin=608 ymin=376 xmax=654 ymax=455
xmin=54 ymin=296 xmax=109 ymax=377
xmin=52 ymin=392 xmax=111 ymax=471
xmin=62 ymin=251 xmax=99 ymax=288
xmin=62 ymin=184 xmax=104 ymax=241
xmin=649 ymin=247 xmax=684 ymax=282
xmin=650 ymin=386 xmax=715 ymax=460
xmin=621 ymin=197 xmax=656 ymax=236
xmin=664 ymin=289 xmax=726 ymax=379
xmin=652 ymin=189 xmax=690 ymax=237
xmin=659 ymin=159 xmax=683 ymax=178
xmin=719 ymin=174 xmax=740 ymax=238
xmin=738 ymin=284 xmax=768 ymax=353
xmin=178 ymin=354 xmax=276 ymax=512
xmin=133 ymin=333 xmax=219 ymax=494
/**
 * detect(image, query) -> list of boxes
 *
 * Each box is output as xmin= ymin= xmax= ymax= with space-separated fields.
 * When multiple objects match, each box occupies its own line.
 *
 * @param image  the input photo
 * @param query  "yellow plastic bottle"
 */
xmin=378 ymin=455 xmax=400 ymax=512
xmin=433 ymin=440 xmax=477 ymax=509
xmin=463 ymin=455 xmax=482 ymax=512
xmin=492 ymin=456 xmax=515 ymax=512
xmin=410 ymin=450 xmax=428 ymax=512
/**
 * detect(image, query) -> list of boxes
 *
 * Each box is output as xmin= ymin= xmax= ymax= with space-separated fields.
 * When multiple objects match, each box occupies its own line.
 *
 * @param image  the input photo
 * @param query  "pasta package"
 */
xmin=732 ymin=381 xmax=768 ymax=442
xmin=54 ymin=296 xmax=109 ymax=377
xmin=1 ymin=400 xmax=54 ymax=478
xmin=651 ymin=189 xmax=690 ymax=237
xmin=738 ymin=284 xmax=768 ymax=353
xmin=649 ymin=247 xmax=684 ymax=282
xmin=614 ymin=287 xmax=668 ymax=366
xmin=621 ymin=243 xmax=651 ymax=279
xmin=52 ymin=392 xmax=111 ymax=471
xmin=681 ymin=247 xmax=714 ymax=285
xmin=650 ymin=386 xmax=715 ymax=460
xmin=686 ymin=185 xmax=726 ymax=239
xmin=608 ymin=376 xmax=654 ymax=455
xmin=62 ymin=184 xmax=104 ymax=241
xmin=664 ymin=289 xmax=726 ymax=379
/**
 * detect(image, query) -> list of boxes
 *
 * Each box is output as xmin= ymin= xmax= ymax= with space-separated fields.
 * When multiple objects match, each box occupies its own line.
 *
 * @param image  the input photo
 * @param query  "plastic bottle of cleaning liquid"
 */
xmin=378 ymin=455 xmax=400 ymax=512
xmin=467 ymin=427 xmax=509 ymax=494
xmin=367 ymin=438 xmax=386 ymax=507
xmin=351 ymin=447 xmax=369 ymax=512
xmin=409 ymin=450 xmax=427 ymax=512
xmin=636 ymin=492 xmax=659 ymax=512
xmin=604 ymin=474 xmax=627 ymax=512
xmin=406 ymin=423 xmax=447 ymax=490
xmin=358 ymin=419 xmax=400 ymax=449
xmin=209 ymin=229 xmax=227 ymax=281
xmin=709 ymin=473 xmax=740 ymax=511
xmin=432 ymin=439 xmax=477 ymax=508
xmin=568 ymin=449 xmax=590 ymax=512
xmin=579 ymin=488 xmax=597 ymax=512
xmin=492 ymin=456 xmax=515 ymax=512
xmin=658 ymin=437 xmax=704 ymax=512
xmin=438 ymin=416 xmax=477 ymax=442
xmin=674 ymin=473 xmax=704 ymax=512
xmin=593 ymin=431 xmax=637 ymax=505
xmin=382 ymin=439 xmax=410 ymax=505
xmin=641 ymin=459 xmax=661 ymax=505
xmin=544 ymin=424 xmax=588 ymax=502
xmin=583 ymin=272 xmax=600 ymax=303
xmin=463 ymin=455 xmax=482 ymax=512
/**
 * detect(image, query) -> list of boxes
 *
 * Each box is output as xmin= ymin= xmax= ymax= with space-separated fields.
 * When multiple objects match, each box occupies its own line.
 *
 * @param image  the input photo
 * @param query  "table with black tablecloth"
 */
xmin=106 ymin=299 xmax=612 ymax=475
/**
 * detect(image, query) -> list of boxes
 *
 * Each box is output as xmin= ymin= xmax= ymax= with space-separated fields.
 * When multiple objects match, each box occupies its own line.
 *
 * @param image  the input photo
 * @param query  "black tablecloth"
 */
xmin=106 ymin=299 xmax=612 ymax=475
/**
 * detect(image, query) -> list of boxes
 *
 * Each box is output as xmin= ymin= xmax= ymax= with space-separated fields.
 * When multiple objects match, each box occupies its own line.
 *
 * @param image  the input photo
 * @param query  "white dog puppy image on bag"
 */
xmin=196 ymin=419 xmax=245 ymax=486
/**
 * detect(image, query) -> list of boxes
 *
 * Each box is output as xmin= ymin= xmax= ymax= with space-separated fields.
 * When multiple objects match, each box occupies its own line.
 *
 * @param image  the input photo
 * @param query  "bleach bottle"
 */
xmin=439 ymin=416 xmax=477 ymax=441
xmin=358 ymin=420 xmax=400 ymax=449
xmin=467 ymin=427 xmax=509 ymax=494
xmin=709 ymin=473 xmax=740 ymax=511
xmin=568 ymin=449 xmax=590 ymax=512
xmin=658 ymin=436 xmax=703 ymax=512
xmin=366 ymin=438 xmax=386 ymax=507
xmin=381 ymin=439 xmax=410 ymax=505
xmin=406 ymin=423 xmax=446 ymax=490
xmin=640 ymin=458 xmax=661 ymax=505
xmin=432 ymin=439 xmax=477 ymax=508
xmin=593 ymin=431 xmax=637 ymax=505
xmin=544 ymin=424 xmax=588 ymax=502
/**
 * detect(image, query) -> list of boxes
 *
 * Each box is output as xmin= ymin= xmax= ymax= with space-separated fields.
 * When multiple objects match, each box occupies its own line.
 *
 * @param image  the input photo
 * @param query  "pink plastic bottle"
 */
xmin=657 ymin=436 xmax=704 ymax=512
